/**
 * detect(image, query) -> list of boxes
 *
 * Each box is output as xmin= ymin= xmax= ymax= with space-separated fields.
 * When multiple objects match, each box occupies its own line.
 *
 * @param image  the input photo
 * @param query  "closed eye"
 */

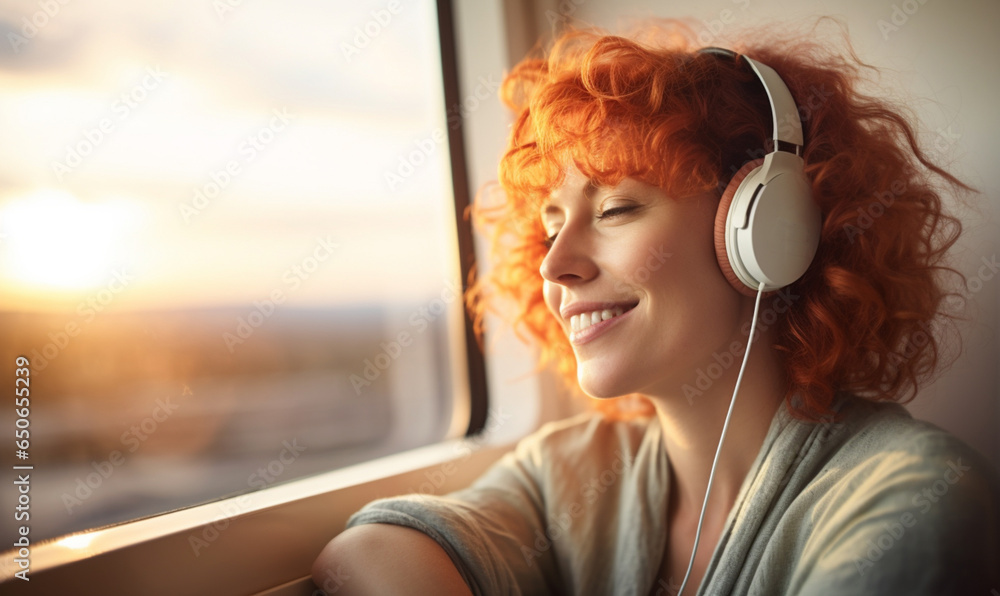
xmin=542 ymin=205 xmax=638 ymax=249
xmin=596 ymin=205 xmax=638 ymax=220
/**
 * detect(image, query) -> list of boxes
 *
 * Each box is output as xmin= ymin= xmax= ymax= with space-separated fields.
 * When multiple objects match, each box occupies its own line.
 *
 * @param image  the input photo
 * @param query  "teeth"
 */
xmin=570 ymin=307 xmax=625 ymax=333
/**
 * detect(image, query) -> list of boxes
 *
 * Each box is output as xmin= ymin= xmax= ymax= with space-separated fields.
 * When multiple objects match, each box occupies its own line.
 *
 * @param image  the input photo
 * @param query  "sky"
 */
xmin=0 ymin=0 xmax=458 ymax=311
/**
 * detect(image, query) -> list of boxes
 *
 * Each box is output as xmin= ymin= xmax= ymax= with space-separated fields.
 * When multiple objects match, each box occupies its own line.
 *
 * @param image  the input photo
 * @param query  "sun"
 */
xmin=0 ymin=190 xmax=144 ymax=292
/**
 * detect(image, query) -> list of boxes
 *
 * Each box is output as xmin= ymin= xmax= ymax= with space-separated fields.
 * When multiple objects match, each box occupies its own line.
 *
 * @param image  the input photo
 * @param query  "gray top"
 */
xmin=347 ymin=395 xmax=1000 ymax=595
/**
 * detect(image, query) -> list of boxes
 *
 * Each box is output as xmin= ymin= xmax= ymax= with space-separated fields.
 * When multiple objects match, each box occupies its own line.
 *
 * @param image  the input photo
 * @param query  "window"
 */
xmin=0 ymin=0 xmax=484 ymax=545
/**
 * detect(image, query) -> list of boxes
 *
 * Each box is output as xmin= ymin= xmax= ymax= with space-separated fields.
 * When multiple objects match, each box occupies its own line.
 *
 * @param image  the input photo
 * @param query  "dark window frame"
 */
xmin=439 ymin=0 xmax=489 ymax=438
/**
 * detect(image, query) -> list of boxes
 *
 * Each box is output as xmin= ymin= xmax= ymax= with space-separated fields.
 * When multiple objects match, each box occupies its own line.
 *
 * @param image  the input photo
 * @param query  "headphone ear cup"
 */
xmin=714 ymin=159 xmax=765 ymax=297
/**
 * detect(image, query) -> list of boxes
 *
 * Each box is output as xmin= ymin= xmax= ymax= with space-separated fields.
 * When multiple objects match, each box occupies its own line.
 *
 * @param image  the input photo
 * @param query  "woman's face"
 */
xmin=539 ymin=163 xmax=748 ymax=400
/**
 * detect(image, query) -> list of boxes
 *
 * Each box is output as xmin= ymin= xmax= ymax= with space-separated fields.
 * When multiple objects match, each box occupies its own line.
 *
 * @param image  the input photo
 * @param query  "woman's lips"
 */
xmin=569 ymin=304 xmax=636 ymax=345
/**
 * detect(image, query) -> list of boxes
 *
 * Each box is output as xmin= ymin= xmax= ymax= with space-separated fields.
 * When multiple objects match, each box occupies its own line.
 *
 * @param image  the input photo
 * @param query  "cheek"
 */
xmin=633 ymin=225 xmax=733 ymax=310
xmin=602 ymin=228 xmax=673 ymax=290
xmin=618 ymin=230 xmax=682 ymax=289
xmin=542 ymin=280 xmax=561 ymax=317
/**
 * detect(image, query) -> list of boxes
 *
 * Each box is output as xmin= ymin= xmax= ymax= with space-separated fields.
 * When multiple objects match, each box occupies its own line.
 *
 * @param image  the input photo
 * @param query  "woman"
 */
xmin=312 ymin=20 xmax=999 ymax=595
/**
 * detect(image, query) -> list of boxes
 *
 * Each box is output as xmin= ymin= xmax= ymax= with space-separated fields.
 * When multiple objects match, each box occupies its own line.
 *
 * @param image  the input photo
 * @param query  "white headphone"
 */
xmin=705 ymin=47 xmax=822 ymax=295
xmin=676 ymin=49 xmax=822 ymax=596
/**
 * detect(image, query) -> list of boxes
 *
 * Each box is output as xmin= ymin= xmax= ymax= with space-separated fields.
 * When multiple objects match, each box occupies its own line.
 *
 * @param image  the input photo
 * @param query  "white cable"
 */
xmin=676 ymin=280 xmax=767 ymax=596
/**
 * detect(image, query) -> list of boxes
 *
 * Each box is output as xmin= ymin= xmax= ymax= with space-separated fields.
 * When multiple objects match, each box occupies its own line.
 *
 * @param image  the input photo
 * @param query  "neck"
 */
xmin=647 ymin=327 xmax=786 ymax=517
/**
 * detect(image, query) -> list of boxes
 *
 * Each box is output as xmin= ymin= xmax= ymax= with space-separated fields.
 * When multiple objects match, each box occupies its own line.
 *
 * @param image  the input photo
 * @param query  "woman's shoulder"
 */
xmin=507 ymin=409 xmax=659 ymax=473
xmin=792 ymin=395 xmax=1000 ymax=591
xmin=463 ymin=409 xmax=664 ymax=512
xmin=822 ymin=396 xmax=997 ymax=488
xmin=742 ymin=395 xmax=1000 ymax=592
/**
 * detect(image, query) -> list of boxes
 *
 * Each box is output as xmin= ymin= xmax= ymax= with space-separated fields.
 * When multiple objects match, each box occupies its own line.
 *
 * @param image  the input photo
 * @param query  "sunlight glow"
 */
xmin=0 ymin=190 xmax=145 ymax=291
xmin=56 ymin=533 xmax=96 ymax=551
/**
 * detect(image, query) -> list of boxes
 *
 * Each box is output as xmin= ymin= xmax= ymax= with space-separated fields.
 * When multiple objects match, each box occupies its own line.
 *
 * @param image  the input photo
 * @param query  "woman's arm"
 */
xmin=311 ymin=523 xmax=474 ymax=596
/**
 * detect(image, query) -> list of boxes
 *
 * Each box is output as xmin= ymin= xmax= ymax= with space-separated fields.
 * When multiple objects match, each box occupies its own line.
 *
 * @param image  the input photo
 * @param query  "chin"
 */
xmin=577 ymin=370 xmax=630 ymax=400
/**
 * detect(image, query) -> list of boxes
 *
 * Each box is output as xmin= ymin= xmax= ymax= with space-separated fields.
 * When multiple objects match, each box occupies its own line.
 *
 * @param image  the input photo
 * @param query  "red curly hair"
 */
xmin=465 ymin=19 xmax=968 ymax=422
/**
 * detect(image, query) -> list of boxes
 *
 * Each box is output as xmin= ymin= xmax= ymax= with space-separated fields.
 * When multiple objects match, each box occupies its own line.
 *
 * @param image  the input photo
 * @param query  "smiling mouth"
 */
xmin=569 ymin=303 xmax=638 ymax=334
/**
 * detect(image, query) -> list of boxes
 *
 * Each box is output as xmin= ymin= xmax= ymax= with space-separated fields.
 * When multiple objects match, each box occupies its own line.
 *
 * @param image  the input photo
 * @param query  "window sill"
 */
xmin=1 ymin=436 xmax=513 ymax=595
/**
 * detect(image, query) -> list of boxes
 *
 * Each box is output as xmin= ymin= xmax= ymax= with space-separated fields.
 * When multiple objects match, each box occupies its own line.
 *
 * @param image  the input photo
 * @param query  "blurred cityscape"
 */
xmin=0 ymin=304 xmax=453 ymax=544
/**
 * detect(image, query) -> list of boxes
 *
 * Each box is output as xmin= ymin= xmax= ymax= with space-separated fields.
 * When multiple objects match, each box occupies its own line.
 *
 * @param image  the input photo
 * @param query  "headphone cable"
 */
xmin=676 ymin=280 xmax=767 ymax=596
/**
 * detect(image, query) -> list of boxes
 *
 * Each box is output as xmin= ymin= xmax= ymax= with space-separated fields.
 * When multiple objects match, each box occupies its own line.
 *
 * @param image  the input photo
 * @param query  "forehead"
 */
xmin=539 ymin=164 xmax=601 ymax=220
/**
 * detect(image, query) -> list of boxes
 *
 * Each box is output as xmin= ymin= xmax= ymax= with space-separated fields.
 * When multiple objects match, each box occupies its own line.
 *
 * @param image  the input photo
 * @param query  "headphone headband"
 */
xmin=698 ymin=47 xmax=803 ymax=150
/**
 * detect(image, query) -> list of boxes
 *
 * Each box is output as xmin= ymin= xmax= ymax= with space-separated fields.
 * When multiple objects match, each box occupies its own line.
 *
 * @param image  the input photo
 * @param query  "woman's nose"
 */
xmin=539 ymin=225 xmax=598 ymax=285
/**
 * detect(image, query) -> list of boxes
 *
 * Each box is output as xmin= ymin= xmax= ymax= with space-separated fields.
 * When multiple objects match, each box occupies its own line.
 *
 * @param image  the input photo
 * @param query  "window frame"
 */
xmin=439 ymin=0 xmax=490 ymax=441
